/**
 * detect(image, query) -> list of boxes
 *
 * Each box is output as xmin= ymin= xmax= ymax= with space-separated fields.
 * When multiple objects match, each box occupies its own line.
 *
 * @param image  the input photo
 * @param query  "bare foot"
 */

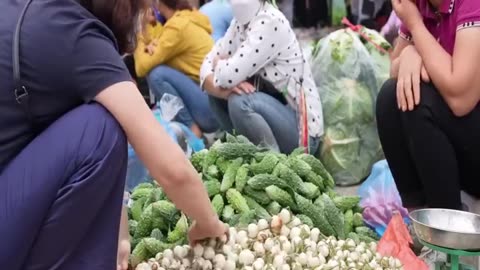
xmin=117 ymin=239 xmax=130 ymax=270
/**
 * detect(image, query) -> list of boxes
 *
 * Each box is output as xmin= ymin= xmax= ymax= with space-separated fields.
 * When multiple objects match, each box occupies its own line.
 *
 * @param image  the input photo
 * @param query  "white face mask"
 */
xmin=229 ymin=0 xmax=262 ymax=25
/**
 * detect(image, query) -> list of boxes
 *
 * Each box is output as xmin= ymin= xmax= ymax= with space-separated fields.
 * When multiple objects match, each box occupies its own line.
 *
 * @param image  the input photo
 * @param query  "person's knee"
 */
xmin=146 ymin=65 xmax=171 ymax=94
xmin=75 ymin=104 xmax=127 ymax=163
xmin=415 ymin=82 xmax=445 ymax=110
xmin=147 ymin=65 xmax=170 ymax=82
xmin=227 ymin=94 xmax=252 ymax=117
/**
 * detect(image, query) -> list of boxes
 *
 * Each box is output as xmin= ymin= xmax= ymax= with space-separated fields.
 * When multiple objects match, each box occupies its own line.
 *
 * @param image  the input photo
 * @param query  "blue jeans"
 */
xmin=147 ymin=65 xmax=219 ymax=133
xmin=209 ymin=92 xmax=319 ymax=154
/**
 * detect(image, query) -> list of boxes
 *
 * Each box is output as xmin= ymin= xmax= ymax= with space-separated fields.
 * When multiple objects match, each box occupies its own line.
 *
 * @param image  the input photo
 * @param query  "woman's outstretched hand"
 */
xmin=188 ymin=218 xmax=228 ymax=246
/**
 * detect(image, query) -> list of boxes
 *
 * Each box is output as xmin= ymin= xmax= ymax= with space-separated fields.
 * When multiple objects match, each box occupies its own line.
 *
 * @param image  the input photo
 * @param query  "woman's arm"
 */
xmin=95 ymin=82 xmax=218 ymax=226
xmin=202 ymin=74 xmax=232 ymax=99
xmin=200 ymin=21 xmax=237 ymax=89
xmin=410 ymin=26 xmax=480 ymax=116
xmin=390 ymin=37 xmax=412 ymax=78
xmin=393 ymin=0 xmax=480 ymax=116
xmin=212 ymin=14 xmax=289 ymax=89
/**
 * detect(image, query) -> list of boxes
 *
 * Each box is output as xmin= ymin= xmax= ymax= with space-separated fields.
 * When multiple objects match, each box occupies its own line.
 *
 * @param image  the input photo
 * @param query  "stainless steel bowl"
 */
xmin=410 ymin=208 xmax=480 ymax=250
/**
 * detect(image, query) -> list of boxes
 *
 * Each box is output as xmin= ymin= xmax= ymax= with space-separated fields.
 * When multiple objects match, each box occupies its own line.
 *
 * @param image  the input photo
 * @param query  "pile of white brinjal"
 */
xmin=135 ymin=209 xmax=402 ymax=270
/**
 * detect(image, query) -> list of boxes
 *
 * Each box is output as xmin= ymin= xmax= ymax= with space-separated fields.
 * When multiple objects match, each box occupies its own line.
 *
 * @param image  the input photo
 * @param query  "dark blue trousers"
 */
xmin=0 ymin=104 xmax=127 ymax=270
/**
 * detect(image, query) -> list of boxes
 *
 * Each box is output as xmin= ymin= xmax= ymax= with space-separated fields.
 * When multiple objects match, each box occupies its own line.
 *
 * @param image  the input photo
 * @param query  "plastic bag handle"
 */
xmin=341 ymin=17 xmax=391 ymax=55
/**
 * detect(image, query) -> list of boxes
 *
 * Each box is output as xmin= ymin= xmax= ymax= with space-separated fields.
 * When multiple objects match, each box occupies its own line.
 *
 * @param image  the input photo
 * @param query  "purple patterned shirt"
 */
xmin=399 ymin=0 xmax=480 ymax=55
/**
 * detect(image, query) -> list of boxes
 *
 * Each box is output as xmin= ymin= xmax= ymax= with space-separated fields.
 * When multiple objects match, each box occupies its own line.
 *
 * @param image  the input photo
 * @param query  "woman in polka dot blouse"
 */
xmin=200 ymin=0 xmax=324 ymax=154
xmin=376 ymin=0 xmax=480 ymax=210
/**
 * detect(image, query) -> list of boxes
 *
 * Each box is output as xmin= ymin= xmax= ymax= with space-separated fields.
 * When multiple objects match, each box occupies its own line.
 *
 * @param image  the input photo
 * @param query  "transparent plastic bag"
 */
xmin=126 ymin=146 xmax=152 ymax=192
xmin=358 ymin=160 xmax=409 ymax=236
xmin=126 ymin=94 xmax=205 ymax=191
xmin=155 ymin=94 xmax=205 ymax=154
xmin=158 ymin=93 xmax=184 ymax=122
xmin=310 ymin=28 xmax=387 ymax=186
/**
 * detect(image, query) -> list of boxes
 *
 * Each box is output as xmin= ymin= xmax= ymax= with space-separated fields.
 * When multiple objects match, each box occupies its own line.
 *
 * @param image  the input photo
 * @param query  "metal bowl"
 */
xmin=410 ymin=208 xmax=480 ymax=250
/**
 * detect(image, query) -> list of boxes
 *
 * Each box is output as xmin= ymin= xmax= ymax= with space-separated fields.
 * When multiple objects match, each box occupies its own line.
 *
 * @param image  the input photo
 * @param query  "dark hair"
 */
xmin=159 ymin=0 xmax=193 ymax=10
xmin=78 ymin=0 xmax=148 ymax=53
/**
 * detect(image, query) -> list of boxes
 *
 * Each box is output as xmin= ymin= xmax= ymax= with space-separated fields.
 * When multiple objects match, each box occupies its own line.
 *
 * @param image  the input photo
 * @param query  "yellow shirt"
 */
xmin=134 ymin=10 xmax=214 ymax=82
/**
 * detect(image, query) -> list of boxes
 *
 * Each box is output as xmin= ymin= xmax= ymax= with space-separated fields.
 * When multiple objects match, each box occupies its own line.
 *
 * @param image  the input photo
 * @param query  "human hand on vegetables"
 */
xmin=396 ymin=45 xmax=430 ymax=111
xmin=117 ymin=206 xmax=130 ymax=270
xmin=117 ymin=239 xmax=130 ymax=270
xmin=188 ymin=217 xmax=228 ymax=246
xmin=391 ymin=0 xmax=423 ymax=31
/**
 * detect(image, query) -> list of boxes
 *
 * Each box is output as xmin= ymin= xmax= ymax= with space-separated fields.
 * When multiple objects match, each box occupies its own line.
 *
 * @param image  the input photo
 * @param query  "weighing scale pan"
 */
xmin=410 ymin=208 xmax=480 ymax=250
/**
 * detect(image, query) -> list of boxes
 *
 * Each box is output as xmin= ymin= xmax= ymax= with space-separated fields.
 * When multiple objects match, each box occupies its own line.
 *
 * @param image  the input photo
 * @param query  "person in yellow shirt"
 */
xmin=134 ymin=0 xmax=218 ymax=138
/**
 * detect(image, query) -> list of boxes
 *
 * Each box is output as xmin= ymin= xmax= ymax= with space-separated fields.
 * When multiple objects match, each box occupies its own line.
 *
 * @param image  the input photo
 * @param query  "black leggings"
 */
xmin=376 ymin=79 xmax=480 ymax=209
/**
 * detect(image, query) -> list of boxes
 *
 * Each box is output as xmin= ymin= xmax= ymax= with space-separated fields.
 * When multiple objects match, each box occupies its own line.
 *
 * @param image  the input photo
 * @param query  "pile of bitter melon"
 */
xmin=192 ymin=134 xmax=376 ymax=240
xmin=128 ymin=134 xmax=378 ymax=266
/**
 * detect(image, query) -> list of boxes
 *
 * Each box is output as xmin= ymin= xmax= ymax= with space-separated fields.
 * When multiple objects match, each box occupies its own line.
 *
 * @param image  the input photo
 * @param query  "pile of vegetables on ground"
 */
xmin=135 ymin=209 xmax=402 ymax=270
xmin=307 ymin=27 xmax=391 ymax=186
xmin=128 ymin=135 xmax=381 ymax=267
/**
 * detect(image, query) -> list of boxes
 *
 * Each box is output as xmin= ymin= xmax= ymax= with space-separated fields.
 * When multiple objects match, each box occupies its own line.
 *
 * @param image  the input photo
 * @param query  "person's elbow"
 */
xmin=201 ymin=73 xmax=217 ymax=94
xmin=445 ymin=94 xmax=477 ymax=117
xmin=440 ymin=80 xmax=478 ymax=116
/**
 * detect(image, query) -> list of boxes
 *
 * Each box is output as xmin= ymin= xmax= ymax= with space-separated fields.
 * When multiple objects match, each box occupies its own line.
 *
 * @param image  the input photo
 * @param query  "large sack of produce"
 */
xmin=310 ymin=28 xmax=391 ymax=186
xmin=360 ymin=27 xmax=392 ymax=91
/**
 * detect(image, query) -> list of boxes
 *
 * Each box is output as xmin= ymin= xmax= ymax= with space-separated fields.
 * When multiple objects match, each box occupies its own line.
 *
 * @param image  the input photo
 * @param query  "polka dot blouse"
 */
xmin=200 ymin=2 xmax=324 ymax=138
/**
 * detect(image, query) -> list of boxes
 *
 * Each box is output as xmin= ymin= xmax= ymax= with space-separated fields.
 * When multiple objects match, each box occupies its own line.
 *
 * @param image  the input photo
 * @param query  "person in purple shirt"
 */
xmin=376 ymin=0 xmax=480 ymax=210
xmin=0 ymin=0 xmax=226 ymax=269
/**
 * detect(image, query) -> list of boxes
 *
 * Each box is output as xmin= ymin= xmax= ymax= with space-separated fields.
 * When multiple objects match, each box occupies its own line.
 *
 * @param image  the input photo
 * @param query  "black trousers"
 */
xmin=293 ymin=0 xmax=329 ymax=27
xmin=376 ymin=79 xmax=480 ymax=209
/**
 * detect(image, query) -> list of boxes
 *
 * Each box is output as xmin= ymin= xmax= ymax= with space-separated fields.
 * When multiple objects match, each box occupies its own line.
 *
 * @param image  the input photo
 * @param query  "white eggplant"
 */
xmin=257 ymin=219 xmax=269 ymax=230
xmin=239 ymin=250 xmax=255 ymax=266
xmin=253 ymin=241 xmax=265 ymax=256
xmin=248 ymin=224 xmax=259 ymax=239
xmin=135 ymin=210 xmax=401 ymax=270
xmin=213 ymin=254 xmax=226 ymax=268
xmin=279 ymin=209 xmax=292 ymax=224
xmin=193 ymin=244 xmax=204 ymax=258
xmin=252 ymin=258 xmax=265 ymax=270
xmin=203 ymin=246 xmax=216 ymax=260
xmin=224 ymin=260 xmax=236 ymax=270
